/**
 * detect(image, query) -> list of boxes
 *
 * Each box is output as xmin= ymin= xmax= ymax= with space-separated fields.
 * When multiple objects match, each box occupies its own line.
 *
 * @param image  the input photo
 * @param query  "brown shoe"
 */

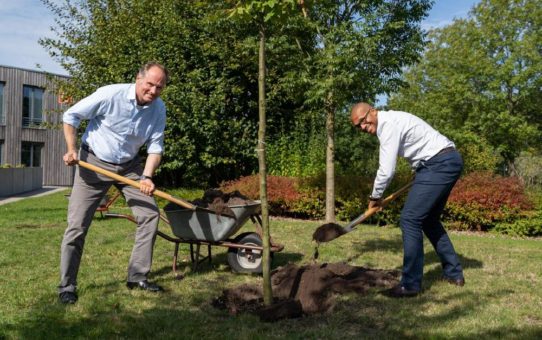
xmin=442 ymin=276 xmax=465 ymax=287
xmin=383 ymin=285 xmax=420 ymax=298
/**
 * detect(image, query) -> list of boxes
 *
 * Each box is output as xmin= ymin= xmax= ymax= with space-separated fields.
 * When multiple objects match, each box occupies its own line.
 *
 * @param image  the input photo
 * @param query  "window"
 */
xmin=0 ymin=82 xmax=4 ymax=125
xmin=21 ymin=142 xmax=43 ymax=167
xmin=22 ymin=85 xmax=44 ymax=127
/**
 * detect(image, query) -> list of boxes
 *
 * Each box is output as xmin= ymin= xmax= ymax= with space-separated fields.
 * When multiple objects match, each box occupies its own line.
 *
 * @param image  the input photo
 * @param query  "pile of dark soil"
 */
xmin=190 ymin=189 xmax=255 ymax=216
xmin=213 ymin=262 xmax=399 ymax=322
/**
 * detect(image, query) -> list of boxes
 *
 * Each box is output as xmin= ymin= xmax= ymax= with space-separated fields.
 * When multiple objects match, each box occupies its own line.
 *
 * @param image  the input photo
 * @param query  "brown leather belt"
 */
xmin=432 ymin=146 xmax=455 ymax=159
xmin=81 ymin=143 xmax=130 ymax=166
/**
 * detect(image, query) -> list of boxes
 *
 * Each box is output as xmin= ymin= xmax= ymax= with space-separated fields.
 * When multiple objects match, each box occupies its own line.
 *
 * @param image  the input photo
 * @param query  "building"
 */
xmin=0 ymin=65 xmax=74 ymax=186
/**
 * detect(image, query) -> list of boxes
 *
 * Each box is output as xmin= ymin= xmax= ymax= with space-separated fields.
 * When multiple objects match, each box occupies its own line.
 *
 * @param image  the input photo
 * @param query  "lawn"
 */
xmin=0 ymin=189 xmax=541 ymax=339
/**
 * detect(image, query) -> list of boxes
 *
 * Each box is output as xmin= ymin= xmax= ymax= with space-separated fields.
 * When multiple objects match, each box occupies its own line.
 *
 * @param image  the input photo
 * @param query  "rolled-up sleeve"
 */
xmin=146 ymin=105 xmax=166 ymax=155
xmin=62 ymin=89 xmax=105 ymax=128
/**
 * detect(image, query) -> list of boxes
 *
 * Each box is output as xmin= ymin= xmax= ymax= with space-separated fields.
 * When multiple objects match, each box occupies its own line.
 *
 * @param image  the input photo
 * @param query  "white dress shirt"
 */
xmin=372 ymin=110 xmax=455 ymax=199
xmin=63 ymin=84 xmax=166 ymax=164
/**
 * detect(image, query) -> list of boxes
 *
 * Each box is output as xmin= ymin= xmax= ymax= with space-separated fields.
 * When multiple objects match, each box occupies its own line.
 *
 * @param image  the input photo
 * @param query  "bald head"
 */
xmin=351 ymin=102 xmax=378 ymax=135
xmin=350 ymin=102 xmax=373 ymax=124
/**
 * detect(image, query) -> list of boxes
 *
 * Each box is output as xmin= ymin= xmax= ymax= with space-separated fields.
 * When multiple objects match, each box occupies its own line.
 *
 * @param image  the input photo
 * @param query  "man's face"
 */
xmin=352 ymin=107 xmax=378 ymax=135
xmin=135 ymin=66 xmax=166 ymax=105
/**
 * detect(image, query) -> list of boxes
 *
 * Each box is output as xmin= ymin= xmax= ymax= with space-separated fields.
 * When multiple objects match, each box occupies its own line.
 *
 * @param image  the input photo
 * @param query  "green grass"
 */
xmin=1 ymin=190 xmax=541 ymax=339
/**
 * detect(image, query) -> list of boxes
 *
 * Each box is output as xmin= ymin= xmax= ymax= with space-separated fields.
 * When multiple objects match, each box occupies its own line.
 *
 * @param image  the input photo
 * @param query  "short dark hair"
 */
xmin=137 ymin=62 xmax=169 ymax=83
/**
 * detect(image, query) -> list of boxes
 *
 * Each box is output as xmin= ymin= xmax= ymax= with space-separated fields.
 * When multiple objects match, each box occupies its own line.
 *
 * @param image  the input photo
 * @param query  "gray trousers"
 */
xmin=58 ymin=148 xmax=160 ymax=293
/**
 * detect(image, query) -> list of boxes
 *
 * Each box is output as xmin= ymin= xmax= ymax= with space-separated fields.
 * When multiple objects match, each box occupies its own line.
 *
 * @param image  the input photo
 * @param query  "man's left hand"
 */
xmin=139 ymin=178 xmax=155 ymax=196
xmin=368 ymin=198 xmax=383 ymax=212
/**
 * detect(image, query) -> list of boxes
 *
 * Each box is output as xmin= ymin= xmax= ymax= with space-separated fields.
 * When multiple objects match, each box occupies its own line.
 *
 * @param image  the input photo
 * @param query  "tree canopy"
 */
xmin=389 ymin=0 xmax=542 ymax=167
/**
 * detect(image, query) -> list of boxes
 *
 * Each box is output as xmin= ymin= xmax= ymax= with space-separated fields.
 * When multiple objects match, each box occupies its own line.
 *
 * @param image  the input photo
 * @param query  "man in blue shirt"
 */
xmin=59 ymin=62 xmax=168 ymax=304
xmin=351 ymin=102 xmax=465 ymax=298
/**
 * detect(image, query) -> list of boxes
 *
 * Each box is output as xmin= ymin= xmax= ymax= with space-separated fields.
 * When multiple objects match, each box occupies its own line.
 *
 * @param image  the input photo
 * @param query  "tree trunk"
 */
xmin=325 ymin=94 xmax=335 ymax=223
xmin=257 ymin=25 xmax=272 ymax=306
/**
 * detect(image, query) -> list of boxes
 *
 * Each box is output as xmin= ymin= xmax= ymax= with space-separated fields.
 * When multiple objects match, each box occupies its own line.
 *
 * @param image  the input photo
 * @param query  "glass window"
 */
xmin=22 ymin=86 xmax=44 ymax=127
xmin=21 ymin=142 xmax=43 ymax=167
xmin=0 ymin=82 xmax=4 ymax=125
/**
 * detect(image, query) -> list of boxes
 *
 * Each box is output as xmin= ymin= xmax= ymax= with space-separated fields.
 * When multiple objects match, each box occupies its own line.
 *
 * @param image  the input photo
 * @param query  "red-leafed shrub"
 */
xmin=220 ymin=175 xmax=324 ymax=218
xmin=445 ymin=172 xmax=533 ymax=230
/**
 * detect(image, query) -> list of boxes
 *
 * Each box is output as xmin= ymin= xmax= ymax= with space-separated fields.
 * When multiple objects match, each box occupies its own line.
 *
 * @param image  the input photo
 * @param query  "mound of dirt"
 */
xmin=190 ymin=189 xmax=255 ymax=217
xmin=166 ymin=189 xmax=256 ymax=216
xmin=213 ymin=262 xmax=399 ymax=322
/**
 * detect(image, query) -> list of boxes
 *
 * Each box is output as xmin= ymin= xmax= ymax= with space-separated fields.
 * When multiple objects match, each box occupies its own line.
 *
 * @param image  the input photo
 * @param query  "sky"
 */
xmin=0 ymin=0 xmax=480 ymax=76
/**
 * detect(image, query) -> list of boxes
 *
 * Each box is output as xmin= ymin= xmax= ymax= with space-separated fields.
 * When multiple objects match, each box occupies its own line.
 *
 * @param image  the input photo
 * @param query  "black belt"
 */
xmin=432 ymin=146 xmax=456 ymax=159
xmin=81 ymin=143 xmax=131 ymax=166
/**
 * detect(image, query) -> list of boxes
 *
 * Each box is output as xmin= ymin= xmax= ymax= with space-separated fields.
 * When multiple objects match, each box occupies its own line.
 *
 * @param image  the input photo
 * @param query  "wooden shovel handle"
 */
xmin=77 ymin=160 xmax=196 ymax=210
xmin=345 ymin=181 xmax=413 ymax=230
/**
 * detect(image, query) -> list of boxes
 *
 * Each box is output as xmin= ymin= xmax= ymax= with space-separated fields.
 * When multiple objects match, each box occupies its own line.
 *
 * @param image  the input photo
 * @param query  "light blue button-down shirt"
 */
xmin=63 ymin=83 xmax=166 ymax=164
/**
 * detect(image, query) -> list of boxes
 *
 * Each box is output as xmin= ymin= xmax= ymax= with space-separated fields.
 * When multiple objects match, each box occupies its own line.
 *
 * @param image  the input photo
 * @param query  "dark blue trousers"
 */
xmin=399 ymin=150 xmax=464 ymax=291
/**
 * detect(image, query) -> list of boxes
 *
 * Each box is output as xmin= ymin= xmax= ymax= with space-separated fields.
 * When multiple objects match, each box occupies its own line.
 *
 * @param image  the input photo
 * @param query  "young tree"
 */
xmin=229 ymin=0 xmax=300 ymax=306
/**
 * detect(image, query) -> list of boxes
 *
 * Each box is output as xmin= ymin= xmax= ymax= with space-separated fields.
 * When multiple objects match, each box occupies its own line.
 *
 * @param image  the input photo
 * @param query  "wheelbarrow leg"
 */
xmin=173 ymin=242 xmax=180 ymax=278
xmin=189 ymin=243 xmax=212 ymax=272
xmin=251 ymin=214 xmax=282 ymax=250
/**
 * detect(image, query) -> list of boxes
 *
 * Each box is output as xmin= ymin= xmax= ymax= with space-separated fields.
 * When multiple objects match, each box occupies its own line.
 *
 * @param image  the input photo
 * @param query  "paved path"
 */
xmin=0 ymin=186 xmax=68 ymax=206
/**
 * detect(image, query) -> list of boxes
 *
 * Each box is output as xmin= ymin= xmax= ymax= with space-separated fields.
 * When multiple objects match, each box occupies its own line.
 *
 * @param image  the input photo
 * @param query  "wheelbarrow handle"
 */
xmin=76 ymin=160 xmax=196 ymax=210
xmin=344 ymin=181 xmax=413 ymax=231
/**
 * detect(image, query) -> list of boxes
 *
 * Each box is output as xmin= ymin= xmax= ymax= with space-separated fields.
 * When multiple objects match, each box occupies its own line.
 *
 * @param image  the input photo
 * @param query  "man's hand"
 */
xmin=368 ymin=198 xmax=383 ymax=212
xmin=139 ymin=177 xmax=156 ymax=196
xmin=63 ymin=150 xmax=78 ymax=166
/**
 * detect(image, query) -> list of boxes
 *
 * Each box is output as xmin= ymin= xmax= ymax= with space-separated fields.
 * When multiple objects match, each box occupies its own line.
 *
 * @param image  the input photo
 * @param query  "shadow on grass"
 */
xmin=353 ymin=231 xmax=484 ymax=288
xmin=151 ymin=247 xmax=304 ymax=280
xmin=5 ymin=283 xmax=541 ymax=339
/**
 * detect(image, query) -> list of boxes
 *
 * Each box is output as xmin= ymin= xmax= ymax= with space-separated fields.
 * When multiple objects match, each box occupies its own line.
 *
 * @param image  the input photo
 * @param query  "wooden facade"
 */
xmin=0 ymin=65 xmax=74 ymax=186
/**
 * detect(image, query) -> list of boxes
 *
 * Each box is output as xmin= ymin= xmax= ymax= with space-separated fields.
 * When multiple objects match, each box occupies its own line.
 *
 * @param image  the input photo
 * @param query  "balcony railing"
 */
xmin=22 ymin=117 xmax=43 ymax=128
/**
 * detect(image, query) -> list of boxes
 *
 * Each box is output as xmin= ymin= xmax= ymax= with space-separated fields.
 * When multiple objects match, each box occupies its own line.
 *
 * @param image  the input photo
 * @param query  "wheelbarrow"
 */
xmin=77 ymin=160 xmax=284 ymax=276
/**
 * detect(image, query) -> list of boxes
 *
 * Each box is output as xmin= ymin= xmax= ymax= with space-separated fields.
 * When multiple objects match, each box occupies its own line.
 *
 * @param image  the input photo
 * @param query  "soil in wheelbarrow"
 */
xmin=212 ymin=262 xmax=400 ymax=322
xmin=190 ymin=189 xmax=256 ymax=216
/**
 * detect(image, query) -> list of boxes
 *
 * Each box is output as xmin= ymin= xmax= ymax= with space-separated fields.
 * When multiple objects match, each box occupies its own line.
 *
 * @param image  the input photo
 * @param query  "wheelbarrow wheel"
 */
xmin=227 ymin=232 xmax=268 ymax=274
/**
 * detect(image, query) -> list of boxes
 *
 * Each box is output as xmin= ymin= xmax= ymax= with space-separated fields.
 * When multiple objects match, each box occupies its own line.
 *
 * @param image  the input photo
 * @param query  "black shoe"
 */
xmin=383 ymin=285 xmax=420 ymax=298
xmin=126 ymin=280 xmax=163 ymax=292
xmin=59 ymin=291 xmax=78 ymax=304
xmin=442 ymin=276 xmax=465 ymax=287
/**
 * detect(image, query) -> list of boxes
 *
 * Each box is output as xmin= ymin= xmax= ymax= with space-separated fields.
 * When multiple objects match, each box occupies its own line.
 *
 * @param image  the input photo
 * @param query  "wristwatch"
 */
xmin=369 ymin=195 xmax=381 ymax=201
xmin=140 ymin=175 xmax=152 ymax=181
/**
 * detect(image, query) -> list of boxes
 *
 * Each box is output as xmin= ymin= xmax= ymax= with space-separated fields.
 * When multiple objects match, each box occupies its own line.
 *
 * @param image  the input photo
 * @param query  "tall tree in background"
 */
xmin=300 ymin=0 xmax=431 ymax=222
xmin=389 ymin=0 xmax=541 ymax=169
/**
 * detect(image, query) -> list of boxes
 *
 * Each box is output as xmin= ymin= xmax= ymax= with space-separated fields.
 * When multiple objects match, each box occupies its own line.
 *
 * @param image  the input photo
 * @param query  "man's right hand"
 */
xmin=63 ymin=150 xmax=78 ymax=166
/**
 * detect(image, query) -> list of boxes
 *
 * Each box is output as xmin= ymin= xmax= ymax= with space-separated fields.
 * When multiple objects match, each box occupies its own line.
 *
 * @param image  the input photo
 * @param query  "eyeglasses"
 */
xmin=354 ymin=108 xmax=372 ymax=129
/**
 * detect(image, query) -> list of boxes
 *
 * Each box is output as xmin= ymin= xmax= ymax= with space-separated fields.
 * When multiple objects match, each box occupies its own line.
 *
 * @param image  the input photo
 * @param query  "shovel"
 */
xmin=76 ymin=160 xmax=196 ymax=210
xmin=312 ymin=181 xmax=413 ymax=243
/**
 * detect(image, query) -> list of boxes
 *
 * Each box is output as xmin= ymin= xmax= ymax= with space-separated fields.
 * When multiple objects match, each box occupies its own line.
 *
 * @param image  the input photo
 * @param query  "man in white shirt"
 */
xmin=58 ymin=62 xmax=168 ymax=304
xmin=351 ymin=102 xmax=465 ymax=298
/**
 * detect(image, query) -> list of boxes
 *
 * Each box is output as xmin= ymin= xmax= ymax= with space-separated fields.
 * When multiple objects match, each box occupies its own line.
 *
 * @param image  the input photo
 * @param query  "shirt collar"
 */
xmin=128 ymin=84 xmax=137 ymax=100
xmin=128 ymin=83 xmax=150 ymax=109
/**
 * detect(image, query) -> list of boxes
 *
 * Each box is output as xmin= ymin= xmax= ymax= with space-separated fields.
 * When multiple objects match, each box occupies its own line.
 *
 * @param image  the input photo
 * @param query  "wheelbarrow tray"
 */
xmin=163 ymin=201 xmax=261 ymax=242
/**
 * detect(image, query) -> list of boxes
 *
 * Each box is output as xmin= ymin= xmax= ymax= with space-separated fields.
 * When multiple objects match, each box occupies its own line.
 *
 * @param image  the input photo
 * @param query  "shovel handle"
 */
xmin=76 ymin=160 xmax=196 ymax=210
xmin=345 ymin=181 xmax=413 ymax=230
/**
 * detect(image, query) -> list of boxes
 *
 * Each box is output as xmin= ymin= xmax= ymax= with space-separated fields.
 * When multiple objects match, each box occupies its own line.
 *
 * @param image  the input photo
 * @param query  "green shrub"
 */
xmin=445 ymin=130 xmax=501 ymax=173
xmin=493 ymin=216 xmax=542 ymax=237
xmin=444 ymin=172 xmax=533 ymax=231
